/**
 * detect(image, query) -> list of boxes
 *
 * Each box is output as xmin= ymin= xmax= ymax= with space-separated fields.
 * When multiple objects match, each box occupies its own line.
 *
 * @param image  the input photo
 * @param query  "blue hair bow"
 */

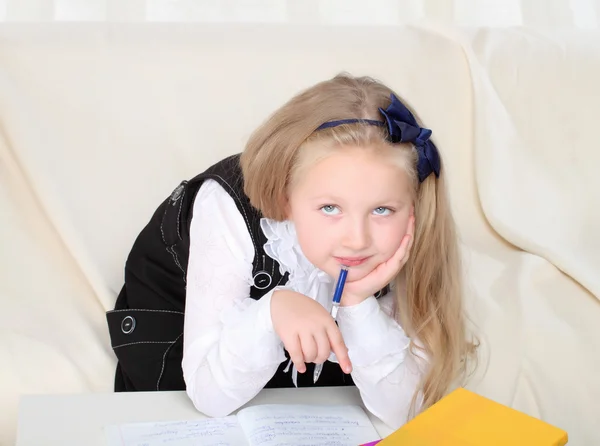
xmin=316 ymin=94 xmax=441 ymax=183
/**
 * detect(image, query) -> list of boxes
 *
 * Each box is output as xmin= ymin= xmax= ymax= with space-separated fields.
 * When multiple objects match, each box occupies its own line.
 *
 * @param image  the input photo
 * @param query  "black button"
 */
xmin=121 ymin=315 xmax=136 ymax=334
xmin=253 ymin=271 xmax=273 ymax=290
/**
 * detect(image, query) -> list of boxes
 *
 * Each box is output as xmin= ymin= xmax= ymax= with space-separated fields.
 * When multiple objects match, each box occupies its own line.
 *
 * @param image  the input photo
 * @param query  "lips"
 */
xmin=334 ymin=256 xmax=371 ymax=267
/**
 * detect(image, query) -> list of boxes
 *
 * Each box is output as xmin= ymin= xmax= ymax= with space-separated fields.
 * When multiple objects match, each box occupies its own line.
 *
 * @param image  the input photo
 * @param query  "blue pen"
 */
xmin=313 ymin=265 xmax=349 ymax=383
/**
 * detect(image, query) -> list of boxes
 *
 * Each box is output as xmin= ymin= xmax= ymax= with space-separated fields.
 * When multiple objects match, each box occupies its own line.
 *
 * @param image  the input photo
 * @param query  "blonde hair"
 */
xmin=241 ymin=73 xmax=477 ymax=418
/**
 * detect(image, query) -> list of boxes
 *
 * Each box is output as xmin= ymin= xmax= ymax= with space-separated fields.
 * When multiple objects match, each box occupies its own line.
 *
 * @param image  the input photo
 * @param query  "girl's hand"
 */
xmin=270 ymin=289 xmax=352 ymax=374
xmin=342 ymin=215 xmax=415 ymax=306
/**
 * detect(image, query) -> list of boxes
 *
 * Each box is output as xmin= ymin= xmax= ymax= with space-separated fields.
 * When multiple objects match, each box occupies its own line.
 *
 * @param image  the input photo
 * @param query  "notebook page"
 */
xmin=236 ymin=404 xmax=381 ymax=446
xmin=104 ymin=416 xmax=248 ymax=446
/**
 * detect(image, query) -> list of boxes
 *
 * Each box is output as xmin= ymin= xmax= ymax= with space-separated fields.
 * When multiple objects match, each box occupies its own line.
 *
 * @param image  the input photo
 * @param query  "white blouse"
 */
xmin=182 ymin=179 xmax=426 ymax=429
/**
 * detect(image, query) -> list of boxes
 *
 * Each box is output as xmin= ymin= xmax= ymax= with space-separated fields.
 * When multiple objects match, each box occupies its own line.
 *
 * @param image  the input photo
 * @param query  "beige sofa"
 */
xmin=1 ymin=23 xmax=599 ymax=445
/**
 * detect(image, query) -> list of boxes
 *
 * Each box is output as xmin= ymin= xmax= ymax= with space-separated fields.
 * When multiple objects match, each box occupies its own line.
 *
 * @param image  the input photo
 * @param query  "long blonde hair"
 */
xmin=241 ymin=73 xmax=477 ymax=418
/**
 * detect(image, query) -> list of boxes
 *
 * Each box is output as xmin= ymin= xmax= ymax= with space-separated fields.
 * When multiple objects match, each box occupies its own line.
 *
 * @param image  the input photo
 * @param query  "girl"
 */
xmin=106 ymin=73 xmax=476 ymax=429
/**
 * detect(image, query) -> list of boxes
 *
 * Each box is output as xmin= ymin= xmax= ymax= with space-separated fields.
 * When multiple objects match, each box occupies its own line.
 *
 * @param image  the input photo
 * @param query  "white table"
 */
xmin=16 ymin=386 xmax=393 ymax=445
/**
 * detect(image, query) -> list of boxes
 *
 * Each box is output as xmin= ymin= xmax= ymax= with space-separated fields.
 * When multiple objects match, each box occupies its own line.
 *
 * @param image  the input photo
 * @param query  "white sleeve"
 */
xmin=182 ymin=179 xmax=286 ymax=418
xmin=336 ymin=293 xmax=427 ymax=430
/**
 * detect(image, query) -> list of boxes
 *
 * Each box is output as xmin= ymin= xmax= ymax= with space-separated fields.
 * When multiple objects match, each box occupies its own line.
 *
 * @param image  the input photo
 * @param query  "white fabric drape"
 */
xmin=0 ymin=0 xmax=598 ymax=28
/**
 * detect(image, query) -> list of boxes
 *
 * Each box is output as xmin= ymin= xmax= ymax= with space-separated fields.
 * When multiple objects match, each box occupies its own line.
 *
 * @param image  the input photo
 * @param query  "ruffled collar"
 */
xmin=260 ymin=218 xmax=334 ymax=310
xmin=260 ymin=218 xmax=339 ymax=385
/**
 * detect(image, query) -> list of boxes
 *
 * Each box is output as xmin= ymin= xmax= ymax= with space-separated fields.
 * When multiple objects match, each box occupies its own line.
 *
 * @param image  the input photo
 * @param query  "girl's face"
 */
xmin=287 ymin=146 xmax=413 ymax=283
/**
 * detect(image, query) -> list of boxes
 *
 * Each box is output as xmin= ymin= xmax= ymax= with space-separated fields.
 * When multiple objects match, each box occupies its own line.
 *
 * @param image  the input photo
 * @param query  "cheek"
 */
xmin=293 ymin=213 xmax=330 ymax=260
xmin=375 ymin=214 xmax=410 ymax=255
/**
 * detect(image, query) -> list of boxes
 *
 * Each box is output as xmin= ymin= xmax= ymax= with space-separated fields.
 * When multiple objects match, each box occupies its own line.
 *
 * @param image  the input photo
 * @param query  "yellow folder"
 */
xmin=379 ymin=388 xmax=568 ymax=446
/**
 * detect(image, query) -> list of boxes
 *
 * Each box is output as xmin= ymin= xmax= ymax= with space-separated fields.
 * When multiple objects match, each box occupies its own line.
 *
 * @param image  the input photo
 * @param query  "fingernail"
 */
xmin=344 ymin=366 xmax=352 ymax=373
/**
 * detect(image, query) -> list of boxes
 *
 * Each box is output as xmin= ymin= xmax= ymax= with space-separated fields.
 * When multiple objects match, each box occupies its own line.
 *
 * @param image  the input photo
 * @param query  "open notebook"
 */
xmin=104 ymin=404 xmax=381 ymax=446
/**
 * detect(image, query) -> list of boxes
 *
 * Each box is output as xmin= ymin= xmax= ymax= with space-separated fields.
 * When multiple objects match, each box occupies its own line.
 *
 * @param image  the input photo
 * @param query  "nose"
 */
xmin=341 ymin=216 xmax=371 ymax=252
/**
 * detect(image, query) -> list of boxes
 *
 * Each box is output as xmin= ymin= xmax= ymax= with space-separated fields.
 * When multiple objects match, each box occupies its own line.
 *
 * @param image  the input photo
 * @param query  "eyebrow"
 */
xmin=310 ymin=195 xmax=345 ymax=202
xmin=311 ymin=195 xmax=407 ymax=206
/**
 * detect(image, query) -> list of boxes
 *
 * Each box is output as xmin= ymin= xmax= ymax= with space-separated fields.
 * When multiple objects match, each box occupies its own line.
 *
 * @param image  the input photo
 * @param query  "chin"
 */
xmin=345 ymin=268 xmax=372 ymax=282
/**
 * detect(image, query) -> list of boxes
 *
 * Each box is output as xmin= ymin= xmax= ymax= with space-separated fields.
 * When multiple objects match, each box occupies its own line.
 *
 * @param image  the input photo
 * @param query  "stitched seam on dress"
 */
xmin=276 ymin=274 xmax=286 ymax=286
xmin=160 ymin=199 xmax=169 ymax=245
xmin=107 ymin=309 xmax=184 ymax=314
xmin=156 ymin=332 xmax=183 ymax=390
xmin=113 ymin=340 xmax=175 ymax=349
xmin=167 ymin=245 xmax=187 ymax=284
xmin=176 ymin=187 xmax=186 ymax=240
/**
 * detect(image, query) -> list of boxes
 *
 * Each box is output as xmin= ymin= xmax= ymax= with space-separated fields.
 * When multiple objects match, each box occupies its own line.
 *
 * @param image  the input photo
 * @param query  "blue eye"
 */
xmin=373 ymin=207 xmax=392 ymax=216
xmin=320 ymin=205 xmax=341 ymax=215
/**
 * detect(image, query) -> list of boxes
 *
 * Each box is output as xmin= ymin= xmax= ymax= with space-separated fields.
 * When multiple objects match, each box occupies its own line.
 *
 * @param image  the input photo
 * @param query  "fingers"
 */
xmin=404 ymin=215 xmax=416 ymax=259
xmin=390 ymin=231 xmax=411 ymax=265
xmin=286 ymin=335 xmax=306 ymax=373
xmin=313 ymin=329 xmax=331 ymax=364
xmin=408 ymin=214 xmax=415 ymax=237
xmin=392 ymin=215 xmax=415 ymax=265
xmin=300 ymin=333 xmax=318 ymax=363
xmin=327 ymin=326 xmax=352 ymax=374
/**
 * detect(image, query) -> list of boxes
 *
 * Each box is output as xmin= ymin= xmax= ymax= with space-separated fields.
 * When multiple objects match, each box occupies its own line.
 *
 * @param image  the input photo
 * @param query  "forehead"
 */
xmin=291 ymin=146 xmax=412 ymax=201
